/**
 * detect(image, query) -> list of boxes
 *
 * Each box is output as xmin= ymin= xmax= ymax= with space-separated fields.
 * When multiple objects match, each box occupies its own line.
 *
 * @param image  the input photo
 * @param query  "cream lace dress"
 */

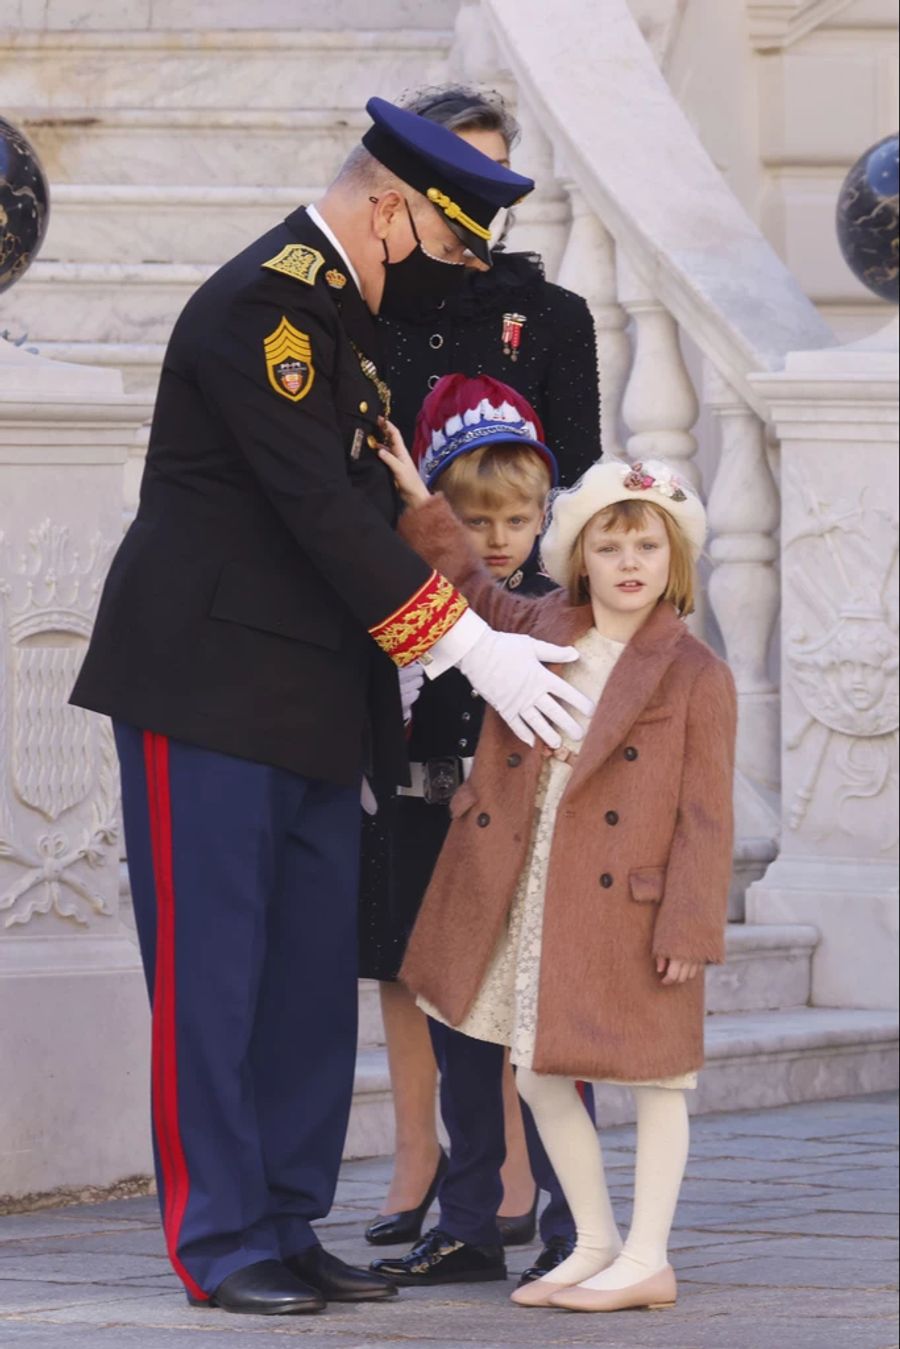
xmin=421 ymin=624 xmax=697 ymax=1090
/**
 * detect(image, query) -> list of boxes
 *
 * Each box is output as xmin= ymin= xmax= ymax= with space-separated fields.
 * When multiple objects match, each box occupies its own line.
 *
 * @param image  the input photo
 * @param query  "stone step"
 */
xmin=12 ymin=0 xmax=460 ymax=29
xmin=0 ymin=29 xmax=451 ymax=111
xmin=343 ymin=1007 xmax=900 ymax=1158
xmin=353 ymin=925 xmax=822 ymax=1062
xmin=34 ymin=342 xmax=166 ymax=397
xmin=42 ymin=185 xmax=320 ymax=265
xmin=14 ymin=107 xmax=368 ymax=186
xmin=40 ymin=180 xmax=558 ymax=265
xmin=4 ymin=262 xmax=211 ymax=344
xmin=707 ymin=923 xmax=818 ymax=1014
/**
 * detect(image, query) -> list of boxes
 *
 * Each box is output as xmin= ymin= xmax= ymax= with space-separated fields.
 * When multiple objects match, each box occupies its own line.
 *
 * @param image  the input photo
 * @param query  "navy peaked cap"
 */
xmin=361 ymin=96 xmax=534 ymax=265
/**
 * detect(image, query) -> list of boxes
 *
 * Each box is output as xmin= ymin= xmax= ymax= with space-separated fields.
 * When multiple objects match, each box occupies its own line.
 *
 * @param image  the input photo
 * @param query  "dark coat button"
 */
xmin=600 ymin=873 xmax=614 ymax=888
xmin=506 ymin=753 xmax=522 ymax=768
xmin=624 ymin=746 xmax=639 ymax=761
xmin=605 ymin=810 xmax=619 ymax=826
xmin=477 ymin=812 xmax=491 ymax=828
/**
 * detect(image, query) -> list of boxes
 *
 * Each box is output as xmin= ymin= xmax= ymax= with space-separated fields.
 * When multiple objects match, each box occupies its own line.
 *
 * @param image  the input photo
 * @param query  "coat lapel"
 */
xmin=562 ymin=603 xmax=688 ymax=801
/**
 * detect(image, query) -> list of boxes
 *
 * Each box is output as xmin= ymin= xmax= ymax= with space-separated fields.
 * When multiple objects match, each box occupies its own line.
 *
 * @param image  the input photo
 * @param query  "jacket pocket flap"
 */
xmin=449 ymin=780 xmax=478 ymax=820
xmin=629 ymin=866 xmax=666 ymax=903
xmin=209 ymin=561 xmax=343 ymax=650
xmin=633 ymin=704 xmax=672 ymax=725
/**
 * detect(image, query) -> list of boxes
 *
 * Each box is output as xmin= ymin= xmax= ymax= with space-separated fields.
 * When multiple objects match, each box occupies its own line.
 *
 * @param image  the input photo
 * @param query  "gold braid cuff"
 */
xmin=369 ymin=571 xmax=469 ymax=668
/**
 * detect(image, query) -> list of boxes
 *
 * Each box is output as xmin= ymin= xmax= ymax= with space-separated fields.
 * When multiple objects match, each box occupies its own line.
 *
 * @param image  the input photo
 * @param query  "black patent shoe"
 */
xmin=370 ymin=1226 xmax=507 ymax=1286
xmin=286 ymin=1245 xmax=398 ymax=1303
xmin=516 ymin=1234 xmax=576 ymax=1288
xmin=365 ymin=1149 xmax=449 ymax=1246
xmin=497 ymin=1189 xmax=539 ymax=1247
xmin=188 ymin=1259 xmax=325 ymax=1314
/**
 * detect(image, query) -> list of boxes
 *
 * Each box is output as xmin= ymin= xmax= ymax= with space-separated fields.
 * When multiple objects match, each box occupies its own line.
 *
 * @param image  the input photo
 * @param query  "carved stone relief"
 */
xmin=0 ymin=521 xmax=119 ymax=929
xmin=783 ymin=470 xmax=899 ymax=847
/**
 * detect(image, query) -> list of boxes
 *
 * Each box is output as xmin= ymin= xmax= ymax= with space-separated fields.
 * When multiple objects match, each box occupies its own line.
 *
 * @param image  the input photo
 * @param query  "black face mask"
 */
xmin=378 ymin=202 xmax=468 ymax=321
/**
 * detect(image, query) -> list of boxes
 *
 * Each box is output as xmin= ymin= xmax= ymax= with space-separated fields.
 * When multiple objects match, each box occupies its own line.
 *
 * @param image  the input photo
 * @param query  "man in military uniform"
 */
xmin=71 ymin=98 xmax=593 ymax=1317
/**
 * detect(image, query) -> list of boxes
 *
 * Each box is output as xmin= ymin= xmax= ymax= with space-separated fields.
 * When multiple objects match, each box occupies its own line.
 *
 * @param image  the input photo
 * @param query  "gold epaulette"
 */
xmin=262 ymin=245 xmax=326 ymax=286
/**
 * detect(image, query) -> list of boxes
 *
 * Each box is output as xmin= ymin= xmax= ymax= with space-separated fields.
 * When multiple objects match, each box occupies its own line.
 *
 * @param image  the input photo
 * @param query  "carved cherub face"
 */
xmin=835 ymin=657 xmax=888 ymax=712
xmin=819 ymin=619 xmax=897 ymax=719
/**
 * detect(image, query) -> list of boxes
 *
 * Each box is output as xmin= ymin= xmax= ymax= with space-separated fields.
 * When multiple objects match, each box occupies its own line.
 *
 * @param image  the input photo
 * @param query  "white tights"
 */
xmin=516 ymin=1069 xmax=689 ymax=1289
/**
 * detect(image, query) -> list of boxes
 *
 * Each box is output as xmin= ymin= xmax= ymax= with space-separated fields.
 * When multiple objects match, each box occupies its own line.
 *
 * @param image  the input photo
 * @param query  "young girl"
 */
xmin=378 ymin=431 xmax=737 ymax=1313
xmin=366 ymin=375 xmax=597 ymax=1292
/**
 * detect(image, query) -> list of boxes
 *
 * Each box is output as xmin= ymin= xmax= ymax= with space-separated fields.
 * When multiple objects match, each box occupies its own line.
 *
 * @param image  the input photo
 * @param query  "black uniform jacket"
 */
xmin=71 ymin=208 xmax=434 ymax=787
xmin=380 ymin=251 xmax=601 ymax=486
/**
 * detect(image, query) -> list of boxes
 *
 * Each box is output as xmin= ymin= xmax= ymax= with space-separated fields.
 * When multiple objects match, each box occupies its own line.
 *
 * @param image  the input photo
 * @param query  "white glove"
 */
xmin=458 ymin=627 xmax=594 ymax=749
xmin=398 ymin=660 xmax=426 ymax=724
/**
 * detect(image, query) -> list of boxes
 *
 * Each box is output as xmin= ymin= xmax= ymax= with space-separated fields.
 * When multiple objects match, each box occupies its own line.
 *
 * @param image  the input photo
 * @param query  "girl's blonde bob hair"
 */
xmin=439 ymin=444 xmax=552 ymax=512
xmin=567 ymin=498 xmax=696 ymax=615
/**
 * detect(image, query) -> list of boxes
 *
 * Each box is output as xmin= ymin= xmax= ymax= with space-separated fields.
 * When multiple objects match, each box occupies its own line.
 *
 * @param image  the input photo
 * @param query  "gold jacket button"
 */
xmin=367 ymin=433 xmax=379 ymax=449
xmin=359 ymin=400 xmax=369 ymax=413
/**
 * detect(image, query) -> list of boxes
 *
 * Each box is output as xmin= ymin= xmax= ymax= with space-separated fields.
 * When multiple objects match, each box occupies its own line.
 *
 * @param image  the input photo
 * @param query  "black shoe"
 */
xmin=285 ymin=1244 xmax=398 ymax=1303
xmin=516 ymin=1234 xmax=576 ymax=1288
xmin=496 ymin=1189 xmax=539 ymax=1247
xmin=370 ymin=1227 xmax=507 ymax=1286
xmin=365 ymin=1149 xmax=449 ymax=1245
xmin=187 ymin=1259 xmax=325 ymax=1314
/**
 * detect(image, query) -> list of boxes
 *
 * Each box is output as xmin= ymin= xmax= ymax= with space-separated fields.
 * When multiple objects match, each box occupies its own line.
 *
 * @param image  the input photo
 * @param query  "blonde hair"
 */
xmin=440 ymin=444 xmax=552 ymax=513
xmin=566 ymin=498 xmax=696 ymax=615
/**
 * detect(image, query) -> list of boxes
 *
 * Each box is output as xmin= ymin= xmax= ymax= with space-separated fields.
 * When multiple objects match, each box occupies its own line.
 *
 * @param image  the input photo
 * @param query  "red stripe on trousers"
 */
xmin=143 ymin=731 xmax=209 ymax=1303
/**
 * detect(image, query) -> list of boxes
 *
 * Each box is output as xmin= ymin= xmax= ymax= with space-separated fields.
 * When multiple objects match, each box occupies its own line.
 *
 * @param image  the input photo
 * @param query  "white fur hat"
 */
xmin=540 ymin=458 xmax=707 ymax=586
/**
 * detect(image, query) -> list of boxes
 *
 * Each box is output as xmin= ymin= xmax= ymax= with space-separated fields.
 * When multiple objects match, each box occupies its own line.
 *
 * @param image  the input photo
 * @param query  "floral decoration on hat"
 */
xmin=622 ymin=460 xmax=689 ymax=503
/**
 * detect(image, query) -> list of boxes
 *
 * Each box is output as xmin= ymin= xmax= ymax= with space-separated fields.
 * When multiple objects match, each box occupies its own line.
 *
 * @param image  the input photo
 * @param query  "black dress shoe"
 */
xmin=365 ymin=1149 xmax=449 ymax=1245
xmin=516 ymin=1233 xmax=576 ymax=1288
xmin=187 ymin=1259 xmax=325 ymax=1314
xmin=370 ymin=1227 xmax=507 ymax=1286
xmin=286 ymin=1244 xmax=398 ymax=1302
xmin=496 ymin=1189 xmax=539 ymax=1247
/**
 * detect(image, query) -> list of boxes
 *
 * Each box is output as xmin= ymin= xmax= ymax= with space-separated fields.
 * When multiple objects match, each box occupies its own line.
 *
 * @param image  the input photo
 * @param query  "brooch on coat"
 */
xmin=501 ymin=312 xmax=527 ymax=361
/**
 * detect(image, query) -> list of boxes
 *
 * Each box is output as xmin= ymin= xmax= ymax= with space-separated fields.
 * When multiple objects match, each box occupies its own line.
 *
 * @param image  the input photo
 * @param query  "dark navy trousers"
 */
xmin=115 ymin=722 xmax=360 ymax=1299
xmin=428 ymin=1019 xmax=596 ymax=1247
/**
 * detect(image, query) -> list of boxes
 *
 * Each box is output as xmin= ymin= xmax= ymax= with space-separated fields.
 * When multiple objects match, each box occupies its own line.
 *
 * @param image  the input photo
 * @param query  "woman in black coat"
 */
xmin=358 ymin=86 xmax=602 ymax=1284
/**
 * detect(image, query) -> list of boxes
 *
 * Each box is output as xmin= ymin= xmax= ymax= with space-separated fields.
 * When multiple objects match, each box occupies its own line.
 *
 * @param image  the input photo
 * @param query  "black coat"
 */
xmin=380 ymin=251 xmax=601 ymax=487
xmin=359 ymin=552 xmax=555 ymax=980
xmin=71 ymin=208 xmax=432 ymax=787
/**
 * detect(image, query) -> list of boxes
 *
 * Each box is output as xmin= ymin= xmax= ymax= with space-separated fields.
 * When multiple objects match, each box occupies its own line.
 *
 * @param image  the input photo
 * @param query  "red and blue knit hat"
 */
xmin=411 ymin=374 xmax=559 ymax=490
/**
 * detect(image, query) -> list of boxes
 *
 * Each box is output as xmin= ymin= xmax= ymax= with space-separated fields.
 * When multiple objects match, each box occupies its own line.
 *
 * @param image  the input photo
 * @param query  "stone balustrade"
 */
xmin=450 ymin=0 xmax=836 ymax=901
xmin=452 ymin=0 xmax=899 ymax=980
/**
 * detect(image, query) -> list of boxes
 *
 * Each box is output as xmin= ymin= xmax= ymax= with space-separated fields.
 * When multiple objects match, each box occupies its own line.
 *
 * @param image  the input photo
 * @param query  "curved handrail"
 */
xmin=485 ymin=0 xmax=835 ymax=415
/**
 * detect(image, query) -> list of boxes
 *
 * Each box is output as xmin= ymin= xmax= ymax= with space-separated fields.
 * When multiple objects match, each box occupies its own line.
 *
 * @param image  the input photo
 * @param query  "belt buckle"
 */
xmin=423 ymin=757 xmax=461 ymax=806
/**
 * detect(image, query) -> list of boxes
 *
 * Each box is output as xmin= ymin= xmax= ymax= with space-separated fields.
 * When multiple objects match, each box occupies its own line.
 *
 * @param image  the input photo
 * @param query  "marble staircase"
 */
xmin=345 ymin=924 xmax=899 ymax=1156
xmin=5 ymin=1 xmax=898 ymax=1172
xmin=2 ymin=21 xmax=454 ymax=388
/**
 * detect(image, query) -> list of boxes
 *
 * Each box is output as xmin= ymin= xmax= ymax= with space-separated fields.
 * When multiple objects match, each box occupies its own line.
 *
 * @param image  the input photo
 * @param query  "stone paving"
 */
xmin=0 ymin=1092 xmax=896 ymax=1349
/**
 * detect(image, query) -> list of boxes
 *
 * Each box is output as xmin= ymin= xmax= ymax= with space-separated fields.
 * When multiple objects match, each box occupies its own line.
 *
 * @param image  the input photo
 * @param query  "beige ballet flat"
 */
xmin=510 ymin=1276 xmax=574 ymax=1308
xmin=548 ymin=1264 xmax=677 ymax=1312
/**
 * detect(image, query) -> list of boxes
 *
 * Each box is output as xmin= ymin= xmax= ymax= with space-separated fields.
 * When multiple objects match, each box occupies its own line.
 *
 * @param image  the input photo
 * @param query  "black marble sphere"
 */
xmin=0 ymin=117 xmax=50 ymax=295
xmin=836 ymin=133 xmax=899 ymax=304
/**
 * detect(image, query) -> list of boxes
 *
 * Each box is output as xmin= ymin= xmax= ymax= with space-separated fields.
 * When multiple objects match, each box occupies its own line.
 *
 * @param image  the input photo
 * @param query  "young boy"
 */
xmin=364 ymin=375 xmax=597 ymax=1287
